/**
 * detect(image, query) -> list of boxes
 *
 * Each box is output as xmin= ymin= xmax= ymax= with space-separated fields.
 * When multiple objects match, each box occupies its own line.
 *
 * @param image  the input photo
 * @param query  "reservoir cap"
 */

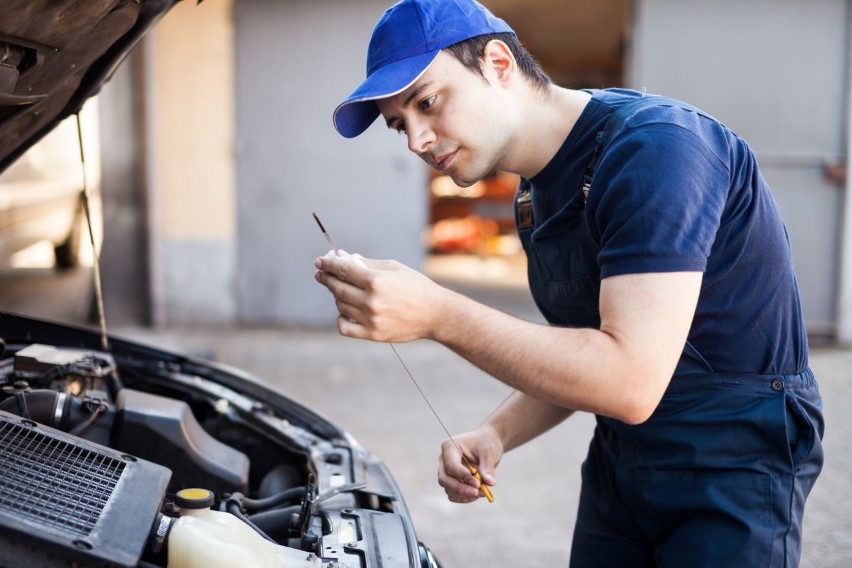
xmin=175 ymin=488 xmax=215 ymax=510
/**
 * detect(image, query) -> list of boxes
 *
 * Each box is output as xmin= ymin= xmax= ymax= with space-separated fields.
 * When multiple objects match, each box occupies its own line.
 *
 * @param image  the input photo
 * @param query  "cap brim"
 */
xmin=333 ymin=50 xmax=440 ymax=138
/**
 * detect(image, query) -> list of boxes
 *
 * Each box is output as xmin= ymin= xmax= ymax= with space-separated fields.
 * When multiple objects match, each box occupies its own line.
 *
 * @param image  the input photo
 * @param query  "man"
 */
xmin=314 ymin=0 xmax=825 ymax=565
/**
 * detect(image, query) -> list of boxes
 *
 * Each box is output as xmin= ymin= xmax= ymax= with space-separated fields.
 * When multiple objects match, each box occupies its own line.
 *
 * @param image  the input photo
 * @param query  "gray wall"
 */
xmin=629 ymin=0 xmax=850 ymax=336
xmin=234 ymin=0 xmax=428 ymax=326
xmin=98 ymin=51 xmax=151 ymax=326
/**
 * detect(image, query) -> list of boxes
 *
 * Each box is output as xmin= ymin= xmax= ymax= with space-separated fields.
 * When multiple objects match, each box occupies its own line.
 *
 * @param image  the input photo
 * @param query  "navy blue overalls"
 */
xmin=515 ymin=97 xmax=825 ymax=567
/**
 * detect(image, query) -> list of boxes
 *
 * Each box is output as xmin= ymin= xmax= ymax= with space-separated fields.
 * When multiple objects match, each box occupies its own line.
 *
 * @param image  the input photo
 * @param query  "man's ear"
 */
xmin=481 ymin=39 xmax=517 ymax=85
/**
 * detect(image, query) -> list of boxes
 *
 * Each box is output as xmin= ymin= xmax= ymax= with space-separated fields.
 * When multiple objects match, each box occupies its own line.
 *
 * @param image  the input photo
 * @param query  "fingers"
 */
xmin=437 ymin=438 xmax=497 ymax=504
xmin=314 ymin=253 xmax=433 ymax=342
xmin=315 ymin=251 xmax=370 ymax=287
xmin=314 ymin=254 xmax=369 ymax=309
xmin=315 ymin=253 xmax=387 ymax=327
xmin=438 ymin=461 xmax=482 ymax=503
xmin=314 ymin=274 xmax=363 ymax=321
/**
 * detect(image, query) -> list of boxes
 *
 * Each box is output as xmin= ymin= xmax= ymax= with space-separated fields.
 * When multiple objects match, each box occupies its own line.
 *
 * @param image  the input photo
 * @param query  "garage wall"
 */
xmin=144 ymin=0 xmax=237 ymax=326
xmin=131 ymin=0 xmax=424 ymax=328
xmin=839 ymin=3 xmax=852 ymax=345
xmin=628 ymin=0 xmax=851 ymax=338
xmin=234 ymin=0 xmax=427 ymax=326
xmin=98 ymin=51 xmax=150 ymax=326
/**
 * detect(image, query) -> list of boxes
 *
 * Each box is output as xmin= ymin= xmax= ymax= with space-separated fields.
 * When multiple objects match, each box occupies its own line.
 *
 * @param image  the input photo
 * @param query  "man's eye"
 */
xmin=395 ymin=123 xmax=407 ymax=134
xmin=419 ymin=95 xmax=436 ymax=111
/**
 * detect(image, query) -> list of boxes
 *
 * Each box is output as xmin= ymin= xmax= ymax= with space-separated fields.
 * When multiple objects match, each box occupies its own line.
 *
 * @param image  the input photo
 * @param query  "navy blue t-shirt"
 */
xmin=524 ymin=88 xmax=807 ymax=375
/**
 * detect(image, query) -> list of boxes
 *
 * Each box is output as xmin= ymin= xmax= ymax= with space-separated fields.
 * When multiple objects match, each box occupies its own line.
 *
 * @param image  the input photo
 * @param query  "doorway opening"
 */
xmin=424 ymin=0 xmax=632 ymax=306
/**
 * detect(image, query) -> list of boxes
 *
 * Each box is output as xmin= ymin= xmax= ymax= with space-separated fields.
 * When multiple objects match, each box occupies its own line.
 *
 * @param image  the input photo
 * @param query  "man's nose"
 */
xmin=406 ymin=119 xmax=436 ymax=154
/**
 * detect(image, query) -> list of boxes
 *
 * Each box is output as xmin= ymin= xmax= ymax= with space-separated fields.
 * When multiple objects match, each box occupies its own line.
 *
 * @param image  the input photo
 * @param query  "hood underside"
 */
xmin=0 ymin=0 xmax=180 ymax=173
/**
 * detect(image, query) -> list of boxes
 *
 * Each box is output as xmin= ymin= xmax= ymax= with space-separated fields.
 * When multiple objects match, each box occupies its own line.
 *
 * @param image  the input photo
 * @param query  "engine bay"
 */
xmin=0 ymin=336 xmax=422 ymax=568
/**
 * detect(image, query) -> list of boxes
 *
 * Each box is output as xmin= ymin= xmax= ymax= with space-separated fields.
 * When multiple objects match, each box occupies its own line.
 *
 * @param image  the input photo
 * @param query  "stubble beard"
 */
xmin=446 ymin=146 xmax=500 ymax=188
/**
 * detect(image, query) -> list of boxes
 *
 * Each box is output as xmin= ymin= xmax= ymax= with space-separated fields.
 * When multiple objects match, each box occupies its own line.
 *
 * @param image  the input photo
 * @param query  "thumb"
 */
xmin=470 ymin=459 xmax=497 ymax=487
xmin=477 ymin=466 xmax=497 ymax=487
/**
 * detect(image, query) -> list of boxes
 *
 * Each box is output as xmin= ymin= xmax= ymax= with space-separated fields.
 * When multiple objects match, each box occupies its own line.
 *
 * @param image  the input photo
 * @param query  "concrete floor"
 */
xmin=1 ymin=256 xmax=850 ymax=567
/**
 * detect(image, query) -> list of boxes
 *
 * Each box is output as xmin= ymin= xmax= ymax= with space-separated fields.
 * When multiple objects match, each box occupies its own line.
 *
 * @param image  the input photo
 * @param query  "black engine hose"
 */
xmin=259 ymin=464 xmax=304 ymax=498
xmin=226 ymin=501 xmax=277 ymax=543
xmin=233 ymin=486 xmax=307 ymax=512
xmin=0 ymin=390 xmax=71 ymax=430
xmin=247 ymin=505 xmax=303 ymax=541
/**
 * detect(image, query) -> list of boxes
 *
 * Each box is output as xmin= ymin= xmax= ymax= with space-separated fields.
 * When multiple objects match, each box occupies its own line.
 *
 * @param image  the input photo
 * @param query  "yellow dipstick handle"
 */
xmin=468 ymin=464 xmax=494 ymax=503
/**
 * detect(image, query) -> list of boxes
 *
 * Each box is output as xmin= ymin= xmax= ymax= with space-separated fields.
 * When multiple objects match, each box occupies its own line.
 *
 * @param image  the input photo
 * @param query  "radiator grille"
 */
xmin=0 ymin=419 xmax=125 ymax=538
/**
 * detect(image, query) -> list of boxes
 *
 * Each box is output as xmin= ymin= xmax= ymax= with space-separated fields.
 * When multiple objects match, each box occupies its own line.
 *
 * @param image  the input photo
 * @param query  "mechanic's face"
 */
xmin=377 ymin=50 xmax=515 ymax=187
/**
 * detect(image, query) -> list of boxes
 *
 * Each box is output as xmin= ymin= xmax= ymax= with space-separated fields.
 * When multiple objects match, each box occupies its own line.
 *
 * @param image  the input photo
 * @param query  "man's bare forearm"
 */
xmin=434 ymin=290 xmax=618 ymax=415
xmin=431 ymin=272 xmax=700 ymax=424
xmin=483 ymin=390 xmax=574 ymax=453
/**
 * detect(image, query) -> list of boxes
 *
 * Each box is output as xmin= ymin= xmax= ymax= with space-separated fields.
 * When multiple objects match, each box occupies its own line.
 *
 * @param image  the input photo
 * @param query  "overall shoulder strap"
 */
xmin=581 ymin=94 xmax=701 ymax=203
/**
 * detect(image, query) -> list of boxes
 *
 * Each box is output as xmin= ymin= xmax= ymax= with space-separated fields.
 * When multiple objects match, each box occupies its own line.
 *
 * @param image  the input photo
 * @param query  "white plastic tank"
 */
xmin=166 ymin=488 xmax=321 ymax=568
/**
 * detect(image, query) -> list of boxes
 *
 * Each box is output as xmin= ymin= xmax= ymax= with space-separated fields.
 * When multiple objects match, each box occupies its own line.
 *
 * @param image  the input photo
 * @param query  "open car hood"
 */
xmin=0 ymin=0 xmax=180 ymax=173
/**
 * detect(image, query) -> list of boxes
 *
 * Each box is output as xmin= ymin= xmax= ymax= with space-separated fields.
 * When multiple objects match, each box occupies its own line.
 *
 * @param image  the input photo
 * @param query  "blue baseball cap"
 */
xmin=333 ymin=0 xmax=515 ymax=138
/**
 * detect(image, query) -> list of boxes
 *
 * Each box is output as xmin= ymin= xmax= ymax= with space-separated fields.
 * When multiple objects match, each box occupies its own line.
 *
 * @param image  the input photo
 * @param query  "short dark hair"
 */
xmin=443 ymin=32 xmax=551 ymax=90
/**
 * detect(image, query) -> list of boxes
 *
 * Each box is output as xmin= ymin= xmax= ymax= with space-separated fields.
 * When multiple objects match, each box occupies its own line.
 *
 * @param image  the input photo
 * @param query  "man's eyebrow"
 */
xmin=384 ymin=81 xmax=435 ymax=128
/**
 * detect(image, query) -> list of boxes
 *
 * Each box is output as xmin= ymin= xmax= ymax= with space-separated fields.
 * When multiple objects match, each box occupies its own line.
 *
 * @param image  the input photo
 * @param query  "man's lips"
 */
xmin=433 ymin=150 xmax=457 ymax=171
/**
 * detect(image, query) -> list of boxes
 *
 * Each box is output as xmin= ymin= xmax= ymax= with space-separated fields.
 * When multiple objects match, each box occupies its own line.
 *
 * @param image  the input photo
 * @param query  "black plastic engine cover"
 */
xmin=112 ymin=388 xmax=249 ymax=495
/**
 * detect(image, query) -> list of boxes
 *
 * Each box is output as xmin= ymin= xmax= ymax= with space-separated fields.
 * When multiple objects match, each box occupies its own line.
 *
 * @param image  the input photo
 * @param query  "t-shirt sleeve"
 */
xmin=588 ymin=120 xmax=731 ymax=279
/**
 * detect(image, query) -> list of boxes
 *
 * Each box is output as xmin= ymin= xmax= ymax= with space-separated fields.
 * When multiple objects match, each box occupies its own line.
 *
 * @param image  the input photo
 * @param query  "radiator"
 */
xmin=0 ymin=410 xmax=171 ymax=567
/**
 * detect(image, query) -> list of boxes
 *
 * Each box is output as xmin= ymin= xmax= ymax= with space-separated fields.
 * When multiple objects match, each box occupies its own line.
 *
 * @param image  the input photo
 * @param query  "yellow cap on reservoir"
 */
xmin=175 ymin=488 xmax=215 ymax=509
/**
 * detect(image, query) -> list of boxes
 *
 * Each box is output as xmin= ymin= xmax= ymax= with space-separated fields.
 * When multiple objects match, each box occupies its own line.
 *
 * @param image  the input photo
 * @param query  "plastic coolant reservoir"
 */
xmin=167 ymin=489 xmax=321 ymax=568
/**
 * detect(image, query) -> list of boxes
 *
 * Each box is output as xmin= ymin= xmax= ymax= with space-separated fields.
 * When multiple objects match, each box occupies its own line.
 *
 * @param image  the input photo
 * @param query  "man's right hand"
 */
xmin=437 ymin=426 xmax=503 ymax=503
